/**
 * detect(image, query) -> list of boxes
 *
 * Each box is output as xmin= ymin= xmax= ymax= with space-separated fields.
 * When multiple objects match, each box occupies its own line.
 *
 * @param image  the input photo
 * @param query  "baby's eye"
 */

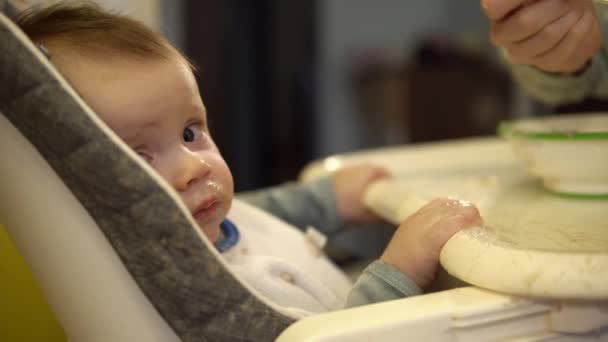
xmin=135 ymin=150 xmax=153 ymax=163
xmin=183 ymin=123 xmax=203 ymax=143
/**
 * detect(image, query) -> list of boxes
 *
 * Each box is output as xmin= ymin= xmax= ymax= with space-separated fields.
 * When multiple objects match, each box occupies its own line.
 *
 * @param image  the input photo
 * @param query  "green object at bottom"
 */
xmin=0 ymin=224 xmax=66 ymax=342
xmin=547 ymin=189 xmax=608 ymax=200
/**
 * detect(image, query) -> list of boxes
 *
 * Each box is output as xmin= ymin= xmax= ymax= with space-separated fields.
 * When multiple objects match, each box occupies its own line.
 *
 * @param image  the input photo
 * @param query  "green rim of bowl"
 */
xmin=498 ymin=121 xmax=608 ymax=140
xmin=547 ymin=189 xmax=608 ymax=200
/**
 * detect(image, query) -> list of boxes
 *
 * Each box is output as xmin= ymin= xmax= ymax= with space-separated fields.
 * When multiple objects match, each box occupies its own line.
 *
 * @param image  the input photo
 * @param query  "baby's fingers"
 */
xmin=416 ymin=198 xmax=478 ymax=217
xmin=451 ymin=200 xmax=482 ymax=224
xmin=429 ymin=208 xmax=482 ymax=249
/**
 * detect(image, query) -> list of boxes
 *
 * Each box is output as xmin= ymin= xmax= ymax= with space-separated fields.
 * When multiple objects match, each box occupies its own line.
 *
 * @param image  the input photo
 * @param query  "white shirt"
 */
xmin=222 ymin=200 xmax=353 ymax=315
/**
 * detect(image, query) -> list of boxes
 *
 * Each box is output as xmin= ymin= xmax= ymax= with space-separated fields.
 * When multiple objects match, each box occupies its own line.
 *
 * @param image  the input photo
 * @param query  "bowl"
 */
xmin=498 ymin=113 xmax=608 ymax=199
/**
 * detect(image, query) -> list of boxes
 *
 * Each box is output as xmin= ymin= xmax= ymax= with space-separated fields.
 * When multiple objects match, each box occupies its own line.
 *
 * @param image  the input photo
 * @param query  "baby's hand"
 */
xmin=380 ymin=198 xmax=482 ymax=290
xmin=330 ymin=163 xmax=391 ymax=225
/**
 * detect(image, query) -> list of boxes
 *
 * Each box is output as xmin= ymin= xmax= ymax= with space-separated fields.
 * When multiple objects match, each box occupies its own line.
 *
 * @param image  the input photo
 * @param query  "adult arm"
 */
xmin=506 ymin=49 xmax=608 ymax=105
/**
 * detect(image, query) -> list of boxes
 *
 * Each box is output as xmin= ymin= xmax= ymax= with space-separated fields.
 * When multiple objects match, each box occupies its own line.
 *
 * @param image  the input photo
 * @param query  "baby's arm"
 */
xmin=237 ymin=177 xmax=343 ymax=234
xmin=346 ymin=198 xmax=481 ymax=307
xmin=237 ymin=163 xmax=390 ymax=234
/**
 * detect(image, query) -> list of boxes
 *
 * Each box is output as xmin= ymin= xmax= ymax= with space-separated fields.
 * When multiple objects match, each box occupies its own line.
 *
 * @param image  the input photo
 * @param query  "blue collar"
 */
xmin=215 ymin=219 xmax=240 ymax=253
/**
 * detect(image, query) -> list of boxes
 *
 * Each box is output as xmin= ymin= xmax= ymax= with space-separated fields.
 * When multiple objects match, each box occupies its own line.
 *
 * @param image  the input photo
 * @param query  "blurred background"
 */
xmin=173 ymin=0 xmax=547 ymax=191
xmin=25 ymin=0 xmax=550 ymax=190
xmin=1 ymin=2 xmax=603 ymax=341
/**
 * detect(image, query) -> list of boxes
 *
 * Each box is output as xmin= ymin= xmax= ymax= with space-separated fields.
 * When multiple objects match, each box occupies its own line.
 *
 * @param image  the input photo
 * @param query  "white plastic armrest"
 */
xmin=277 ymin=287 xmax=608 ymax=342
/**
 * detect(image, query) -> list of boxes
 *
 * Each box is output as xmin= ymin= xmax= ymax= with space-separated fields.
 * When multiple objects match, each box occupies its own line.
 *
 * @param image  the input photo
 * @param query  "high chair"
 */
xmin=1 ymin=1 xmax=607 ymax=341
xmin=0 ymin=2 xmax=291 ymax=340
xmin=289 ymin=137 xmax=608 ymax=341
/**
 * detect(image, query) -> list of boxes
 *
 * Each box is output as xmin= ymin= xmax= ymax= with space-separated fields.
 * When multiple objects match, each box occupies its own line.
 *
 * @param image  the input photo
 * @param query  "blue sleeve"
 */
xmin=235 ymin=176 xmax=344 ymax=236
xmin=345 ymin=260 xmax=422 ymax=308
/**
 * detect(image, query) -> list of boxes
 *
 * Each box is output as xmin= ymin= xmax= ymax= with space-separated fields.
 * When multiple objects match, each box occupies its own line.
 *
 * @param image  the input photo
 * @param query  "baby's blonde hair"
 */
xmin=16 ymin=1 xmax=195 ymax=68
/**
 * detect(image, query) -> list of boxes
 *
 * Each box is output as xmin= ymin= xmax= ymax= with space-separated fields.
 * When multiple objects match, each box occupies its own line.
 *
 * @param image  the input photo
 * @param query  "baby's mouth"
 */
xmin=188 ymin=179 xmax=224 ymax=222
xmin=192 ymin=198 xmax=219 ymax=222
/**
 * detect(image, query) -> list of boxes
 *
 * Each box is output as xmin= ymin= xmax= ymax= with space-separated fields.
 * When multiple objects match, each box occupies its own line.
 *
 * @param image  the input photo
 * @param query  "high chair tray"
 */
xmin=300 ymin=137 xmax=608 ymax=299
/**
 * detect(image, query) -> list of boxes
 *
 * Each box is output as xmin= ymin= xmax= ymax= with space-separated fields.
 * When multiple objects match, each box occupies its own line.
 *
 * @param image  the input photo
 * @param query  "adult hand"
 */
xmin=482 ymin=0 xmax=602 ymax=73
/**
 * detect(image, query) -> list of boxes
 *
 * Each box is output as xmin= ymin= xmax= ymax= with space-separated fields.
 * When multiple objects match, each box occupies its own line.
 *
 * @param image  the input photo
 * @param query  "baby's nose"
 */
xmin=174 ymin=152 xmax=211 ymax=192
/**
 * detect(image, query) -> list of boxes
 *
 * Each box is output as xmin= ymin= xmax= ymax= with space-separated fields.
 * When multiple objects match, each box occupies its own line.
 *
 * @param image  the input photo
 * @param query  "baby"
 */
xmin=16 ymin=2 xmax=481 ymax=314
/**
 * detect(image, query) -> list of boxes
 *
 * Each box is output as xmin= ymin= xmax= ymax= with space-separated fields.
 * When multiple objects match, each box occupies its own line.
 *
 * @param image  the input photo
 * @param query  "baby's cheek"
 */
xmin=203 ymin=223 xmax=221 ymax=243
xmin=215 ymin=159 xmax=234 ymax=194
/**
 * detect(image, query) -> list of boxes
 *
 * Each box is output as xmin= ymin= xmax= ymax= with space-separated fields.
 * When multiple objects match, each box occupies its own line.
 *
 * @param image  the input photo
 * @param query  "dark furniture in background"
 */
xmin=352 ymin=38 xmax=514 ymax=147
xmin=185 ymin=0 xmax=317 ymax=191
xmin=185 ymin=3 xmax=567 ymax=192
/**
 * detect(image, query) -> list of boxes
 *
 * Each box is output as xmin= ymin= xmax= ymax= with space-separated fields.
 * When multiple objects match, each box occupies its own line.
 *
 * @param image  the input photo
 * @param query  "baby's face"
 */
xmin=55 ymin=53 xmax=233 ymax=242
